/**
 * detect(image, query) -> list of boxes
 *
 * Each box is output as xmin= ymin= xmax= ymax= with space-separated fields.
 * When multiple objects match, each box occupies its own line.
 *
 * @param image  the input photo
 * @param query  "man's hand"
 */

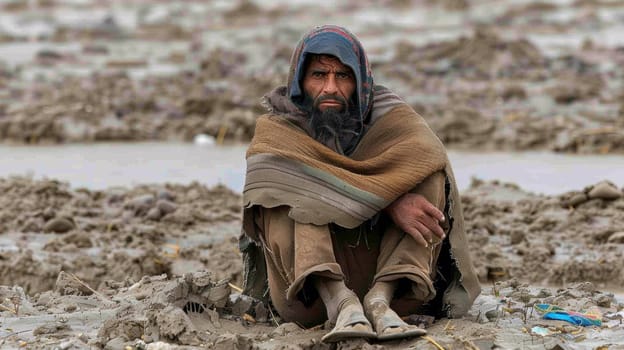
xmin=385 ymin=193 xmax=445 ymax=247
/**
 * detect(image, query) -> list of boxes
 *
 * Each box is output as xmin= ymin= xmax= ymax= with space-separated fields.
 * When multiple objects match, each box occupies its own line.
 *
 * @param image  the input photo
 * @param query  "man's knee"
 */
xmin=410 ymin=171 xmax=446 ymax=210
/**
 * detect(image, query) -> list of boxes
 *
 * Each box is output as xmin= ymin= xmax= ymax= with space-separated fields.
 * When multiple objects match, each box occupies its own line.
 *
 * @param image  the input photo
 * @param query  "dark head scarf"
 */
xmin=286 ymin=25 xmax=374 ymax=149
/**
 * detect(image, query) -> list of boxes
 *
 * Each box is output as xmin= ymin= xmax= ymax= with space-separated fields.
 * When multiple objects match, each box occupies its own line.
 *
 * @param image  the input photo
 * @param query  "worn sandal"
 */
xmin=322 ymin=301 xmax=376 ymax=343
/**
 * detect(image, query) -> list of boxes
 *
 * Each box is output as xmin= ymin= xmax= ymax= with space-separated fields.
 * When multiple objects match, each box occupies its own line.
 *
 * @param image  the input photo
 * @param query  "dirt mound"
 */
xmin=0 ymin=64 xmax=269 ymax=144
xmin=393 ymin=28 xmax=545 ymax=79
xmin=415 ymin=97 xmax=624 ymax=154
xmin=425 ymin=106 xmax=496 ymax=147
xmin=0 ymin=177 xmax=242 ymax=295
xmin=463 ymin=179 xmax=624 ymax=288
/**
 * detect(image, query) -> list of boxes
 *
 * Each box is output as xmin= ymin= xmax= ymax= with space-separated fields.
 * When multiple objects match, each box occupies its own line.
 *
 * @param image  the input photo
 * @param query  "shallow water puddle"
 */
xmin=1 ymin=143 xmax=624 ymax=195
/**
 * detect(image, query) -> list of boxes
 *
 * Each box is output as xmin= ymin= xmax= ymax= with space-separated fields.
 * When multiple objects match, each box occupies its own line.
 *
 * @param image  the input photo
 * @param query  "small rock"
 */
xmin=485 ymin=309 xmax=499 ymax=321
xmin=20 ymin=217 xmax=43 ymax=232
xmin=212 ymin=333 xmax=252 ymax=350
xmin=472 ymin=338 xmax=496 ymax=350
xmin=607 ymin=232 xmax=624 ymax=243
xmin=146 ymin=342 xmax=177 ymax=350
xmin=55 ymin=271 xmax=93 ymax=296
xmin=57 ymin=340 xmax=75 ymax=350
xmin=594 ymin=293 xmax=614 ymax=308
xmin=536 ymin=289 xmax=552 ymax=298
xmin=564 ymin=192 xmax=588 ymax=207
xmin=270 ymin=322 xmax=302 ymax=336
xmin=104 ymin=337 xmax=128 ymax=350
xmin=509 ymin=230 xmax=525 ymax=245
xmin=157 ymin=199 xmax=177 ymax=215
xmin=78 ymin=333 xmax=89 ymax=343
xmin=573 ymin=281 xmax=596 ymax=293
xmin=37 ymin=291 xmax=53 ymax=306
xmin=132 ymin=339 xmax=147 ymax=350
xmin=229 ymin=293 xmax=254 ymax=316
xmin=82 ymin=44 xmax=109 ymax=55
xmin=132 ymin=224 xmax=158 ymax=236
xmin=106 ymin=190 xmax=126 ymax=204
xmin=146 ymin=207 xmax=162 ymax=221
xmin=254 ymin=302 xmax=268 ymax=323
xmin=43 ymin=217 xmax=75 ymax=233
xmin=587 ymin=181 xmax=622 ymax=200
xmin=157 ymin=190 xmax=176 ymax=202
xmin=153 ymin=306 xmax=198 ymax=342
xmin=36 ymin=49 xmax=63 ymax=60
xmin=43 ymin=208 xmax=56 ymax=220
xmin=403 ymin=314 xmax=435 ymax=327
xmin=125 ymin=194 xmax=156 ymax=214
xmin=501 ymin=85 xmax=527 ymax=100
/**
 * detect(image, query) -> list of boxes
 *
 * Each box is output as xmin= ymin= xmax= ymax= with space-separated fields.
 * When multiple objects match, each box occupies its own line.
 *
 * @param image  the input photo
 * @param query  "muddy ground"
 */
xmin=2 ymin=0 xmax=624 ymax=349
xmin=1 ymin=0 xmax=624 ymax=153
xmin=0 ymin=176 xmax=623 ymax=349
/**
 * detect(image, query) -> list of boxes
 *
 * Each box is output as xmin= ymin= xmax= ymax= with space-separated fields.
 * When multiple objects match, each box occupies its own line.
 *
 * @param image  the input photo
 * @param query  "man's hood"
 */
xmin=286 ymin=25 xmax=374 ymax=130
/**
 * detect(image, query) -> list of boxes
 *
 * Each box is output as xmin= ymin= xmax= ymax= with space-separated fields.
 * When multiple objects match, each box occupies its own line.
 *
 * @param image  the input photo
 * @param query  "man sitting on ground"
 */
xmin=240 ymin=25 xmax=480 ymax=343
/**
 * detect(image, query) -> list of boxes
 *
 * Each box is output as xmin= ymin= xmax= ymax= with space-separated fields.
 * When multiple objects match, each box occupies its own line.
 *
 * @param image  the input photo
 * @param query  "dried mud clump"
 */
xmin=0 ymin=177 xmax=242 ymax=294
xmin=1 ymin=53 xmax=268 ymax=144
xmin=0 ymin=177 xmax=73 ymax=233
xmin=553 ymin=127 xmax=624 ymax=154
xmin=547 ymin=73 xmax=605 ymax=105
xmin=426 ymin=106 xmax=495 ymax=147
xmin=392 ymin=28 xmax=545 ymax=78
xmin=0 ymin=250 xmax=61 ymax=294
xmin=463 ymin=179 xmax=624 ymax=288
xmin=96 ymin=272 xmax=231 ymax=347
xmin=423 ymin=105 xmax=624 ymax=154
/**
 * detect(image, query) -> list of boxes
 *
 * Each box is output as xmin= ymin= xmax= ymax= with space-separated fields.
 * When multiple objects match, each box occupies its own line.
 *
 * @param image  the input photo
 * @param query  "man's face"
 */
xmin=302 ymin=55 xmax=356 ymax=113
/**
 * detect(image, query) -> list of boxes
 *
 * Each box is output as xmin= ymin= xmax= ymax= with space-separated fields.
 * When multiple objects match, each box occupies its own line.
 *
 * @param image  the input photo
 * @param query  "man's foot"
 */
xmin=364 ymin=299 xmax=426 ymax=341
xmin=321 ymin=298 xmax=376 ymax=343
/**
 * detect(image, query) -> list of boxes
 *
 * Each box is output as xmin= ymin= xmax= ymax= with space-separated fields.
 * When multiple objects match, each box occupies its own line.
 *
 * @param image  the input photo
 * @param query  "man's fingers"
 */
xmin=405 ymin=226 xmax=429 ymax=247
xmin=423 ymin=203 xmax=445 ymax=222
xmin=418 ymin=213 xmax=445 ymax=240
xmin=428 ymin=219 xmax=445 ymax=239
xmin=414 ymin=222 xmax=434 ymax=245
xmin=413 ymin=194 xmax=445 ymax=222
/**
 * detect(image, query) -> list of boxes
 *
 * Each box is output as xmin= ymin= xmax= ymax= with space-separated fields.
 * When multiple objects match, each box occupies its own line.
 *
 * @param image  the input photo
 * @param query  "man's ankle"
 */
xmin=366 ymin=281 xmax=396 ymax=300
xmin=313 ymin=277 xmax=356 ymax=322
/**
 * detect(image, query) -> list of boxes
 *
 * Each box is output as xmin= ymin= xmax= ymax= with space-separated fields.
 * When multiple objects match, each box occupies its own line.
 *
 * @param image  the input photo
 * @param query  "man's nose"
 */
xmin=322 ymin=74 xmax=338 ymax=95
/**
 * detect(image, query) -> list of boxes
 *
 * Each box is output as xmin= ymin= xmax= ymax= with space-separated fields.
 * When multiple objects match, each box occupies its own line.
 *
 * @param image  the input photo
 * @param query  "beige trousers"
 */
xmin=255 ymin=172 xmax=446 ymax=327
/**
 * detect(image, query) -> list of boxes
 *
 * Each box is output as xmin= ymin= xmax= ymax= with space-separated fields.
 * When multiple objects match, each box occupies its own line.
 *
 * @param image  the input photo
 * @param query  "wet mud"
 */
xmin=0 ymin=176 xmax=623 ymax=349
xmin=0 ymin=176 xmax=243 ymax=296
xmin=0 ymin=0 xmax=624 ymax=153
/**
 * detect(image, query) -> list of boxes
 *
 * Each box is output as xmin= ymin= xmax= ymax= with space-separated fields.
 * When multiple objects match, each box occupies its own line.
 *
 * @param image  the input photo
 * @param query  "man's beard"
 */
xmin=302 ymin=94 xmax=359 ymax=152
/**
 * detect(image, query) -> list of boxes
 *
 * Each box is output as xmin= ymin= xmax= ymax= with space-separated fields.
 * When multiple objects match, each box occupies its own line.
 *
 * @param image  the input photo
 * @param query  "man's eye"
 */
xmin=312 ymin=72 xmax=325 ymax=78
xmin=336 ymin=72 xmax=350 ymax=79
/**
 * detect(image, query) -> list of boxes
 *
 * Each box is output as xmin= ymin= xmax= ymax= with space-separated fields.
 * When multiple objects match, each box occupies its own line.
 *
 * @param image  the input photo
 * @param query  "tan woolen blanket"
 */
xmin=242 ymin=103 xmax=480 ymax=317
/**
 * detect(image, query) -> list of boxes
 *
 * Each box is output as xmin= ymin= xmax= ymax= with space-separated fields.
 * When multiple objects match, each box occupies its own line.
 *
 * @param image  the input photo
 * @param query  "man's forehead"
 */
xmin=307 ymin=55 xmax=350 ymax=71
